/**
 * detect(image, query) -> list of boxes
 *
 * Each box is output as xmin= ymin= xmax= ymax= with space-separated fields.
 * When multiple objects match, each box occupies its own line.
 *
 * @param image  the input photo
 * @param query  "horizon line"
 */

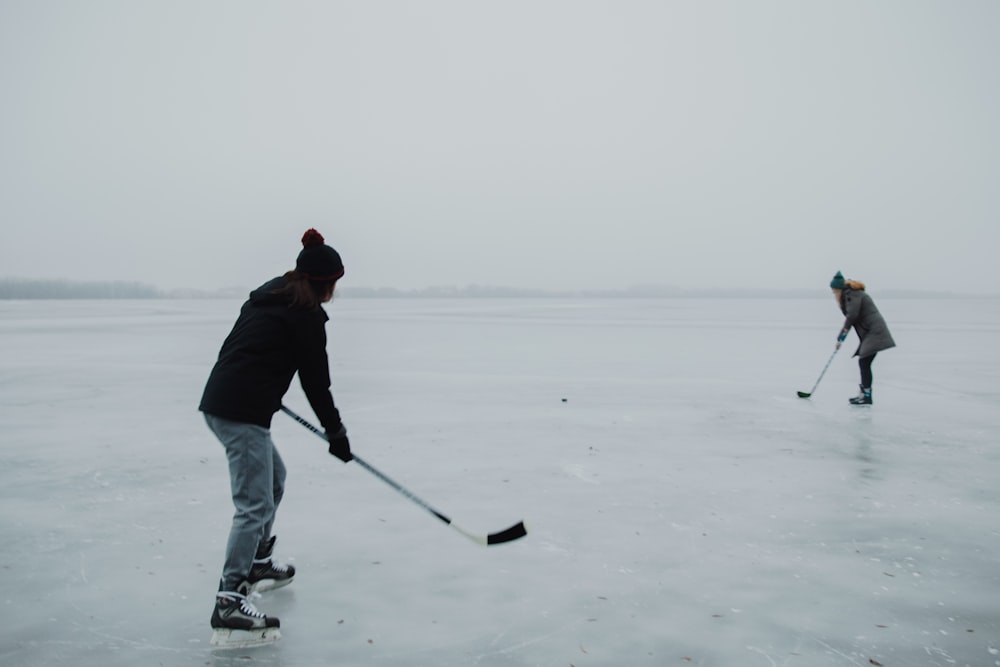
xmin=1 ymin=277 xmax=998 ymax=300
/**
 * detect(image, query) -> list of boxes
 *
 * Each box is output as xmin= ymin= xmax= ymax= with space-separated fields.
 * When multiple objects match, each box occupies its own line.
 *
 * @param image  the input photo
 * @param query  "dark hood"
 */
xmin=248 ymin=277 xmax=293 ymax=307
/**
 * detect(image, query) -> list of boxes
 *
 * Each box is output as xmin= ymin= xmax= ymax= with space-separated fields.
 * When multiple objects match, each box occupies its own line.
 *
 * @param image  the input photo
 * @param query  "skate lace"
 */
xmin=217 ymin=591 xmax=267 ymax=619
xmin=255 ymin=557 xmax=290 ymax=574
xmin=238 ymin=596 xmax=266 ymax=619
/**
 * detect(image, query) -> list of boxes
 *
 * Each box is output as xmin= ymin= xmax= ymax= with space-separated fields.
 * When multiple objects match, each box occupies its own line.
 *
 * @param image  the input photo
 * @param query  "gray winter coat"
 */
xmin=840 ymin=288 xmax=896 ymax=358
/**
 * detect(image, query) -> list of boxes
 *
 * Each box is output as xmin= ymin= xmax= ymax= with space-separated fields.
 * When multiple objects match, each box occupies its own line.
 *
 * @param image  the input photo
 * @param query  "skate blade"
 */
xmin=251 ymin=577 xmax=294 ymax=593
xmin=210 ymin=627 xmax=281 ymax=649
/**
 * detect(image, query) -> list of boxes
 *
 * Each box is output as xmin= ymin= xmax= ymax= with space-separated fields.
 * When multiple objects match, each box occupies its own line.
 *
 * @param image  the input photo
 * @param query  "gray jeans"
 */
xmin=204 ymin=413 xmax=287 ymax=591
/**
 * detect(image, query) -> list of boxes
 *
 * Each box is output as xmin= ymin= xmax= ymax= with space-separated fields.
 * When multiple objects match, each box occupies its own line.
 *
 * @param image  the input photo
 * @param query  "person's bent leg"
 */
xmin=205 ymin=414 xmax=275 ymax=590
xmin=859 ymin=353 xmax=876 ymax=389
xmin=850 ymin=354 xmax=876 ymax=405
xmin=263 ymin=444 xmax=286 ymax=541
xmin=249 ymin=443 xmax=295 ymax=592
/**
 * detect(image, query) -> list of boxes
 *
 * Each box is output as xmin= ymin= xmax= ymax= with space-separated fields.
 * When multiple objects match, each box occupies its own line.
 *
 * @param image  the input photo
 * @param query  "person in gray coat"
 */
xmin=830 ymin=271 xmax=896 ymax=405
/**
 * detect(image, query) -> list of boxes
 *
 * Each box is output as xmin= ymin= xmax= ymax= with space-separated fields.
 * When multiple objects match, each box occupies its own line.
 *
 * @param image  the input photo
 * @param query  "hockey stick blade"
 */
xmin=487 ymin=521 xmax=528 ymax=545
xmin=797 ymin=391 xmax=811 ymax=398
xmin=445 ymin=518 xmax=528 ymax=546
xmin=280 ymin=405 xmax=528 ymax=547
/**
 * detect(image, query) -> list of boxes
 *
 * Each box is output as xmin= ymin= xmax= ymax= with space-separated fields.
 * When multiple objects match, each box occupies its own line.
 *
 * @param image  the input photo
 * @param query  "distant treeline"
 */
xmin=341 ymin=285 xmax=821 ymax=298
xmin=340 ymin=285 xmax=986 ymax=299
xmin=0 ymin=278 xmax=990 ymax=300
xmin=0 ymin=279 xmax=254 ymax=299
xmin=0 ymin=278 xmax=162 ymax=299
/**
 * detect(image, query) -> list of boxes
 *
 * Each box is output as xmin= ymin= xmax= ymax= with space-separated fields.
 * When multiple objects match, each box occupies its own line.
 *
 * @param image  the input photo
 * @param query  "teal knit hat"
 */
xmin=829 ymin=271 xmax=845 ymax=289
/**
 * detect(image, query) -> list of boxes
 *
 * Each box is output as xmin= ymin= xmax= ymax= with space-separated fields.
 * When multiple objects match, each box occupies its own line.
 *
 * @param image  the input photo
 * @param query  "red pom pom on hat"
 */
xmin=301 ymin=228 xmax=325 ymax=248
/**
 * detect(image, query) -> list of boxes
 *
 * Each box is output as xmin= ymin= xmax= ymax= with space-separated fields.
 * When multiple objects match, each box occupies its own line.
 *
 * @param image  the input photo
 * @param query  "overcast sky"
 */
xmin=1 ymin=1 xmax=998 ymax=294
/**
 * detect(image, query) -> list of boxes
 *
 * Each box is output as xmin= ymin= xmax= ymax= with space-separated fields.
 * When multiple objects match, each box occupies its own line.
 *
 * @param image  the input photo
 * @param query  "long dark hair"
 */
xmin=273 ymin=271 xmax=336 ymax=310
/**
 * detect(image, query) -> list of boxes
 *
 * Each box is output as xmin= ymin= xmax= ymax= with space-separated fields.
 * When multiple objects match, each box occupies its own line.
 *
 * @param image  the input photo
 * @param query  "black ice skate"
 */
xmin=210 ymin=581 xmax=281 ymax=648
xmin=247 ymin=535 xmax=296 ymax=592
xmin=849 ymin=385 xmax=872 ymax=405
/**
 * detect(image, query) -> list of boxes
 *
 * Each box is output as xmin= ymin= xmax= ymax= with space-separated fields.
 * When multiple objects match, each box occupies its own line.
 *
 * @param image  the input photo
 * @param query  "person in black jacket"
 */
xmin=830 ymin=271 xmax=896 ymax=406
xmin=200 ymin=228 xmax=352 ymax=644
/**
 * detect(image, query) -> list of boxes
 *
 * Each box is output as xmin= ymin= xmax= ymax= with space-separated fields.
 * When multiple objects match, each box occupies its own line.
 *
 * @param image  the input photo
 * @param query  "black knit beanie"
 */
xmin=295 ymin=229 xmax=344 ymax=281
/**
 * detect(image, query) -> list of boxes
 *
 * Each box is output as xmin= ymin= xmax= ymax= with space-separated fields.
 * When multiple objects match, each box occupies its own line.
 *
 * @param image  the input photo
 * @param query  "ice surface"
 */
xmin=1 ymin=297 xmax=998 ymax=667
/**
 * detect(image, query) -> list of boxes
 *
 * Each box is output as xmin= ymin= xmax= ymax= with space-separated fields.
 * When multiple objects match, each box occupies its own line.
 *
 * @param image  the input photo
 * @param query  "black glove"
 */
xmin=326 ymin=424 xmax=352 ymax=463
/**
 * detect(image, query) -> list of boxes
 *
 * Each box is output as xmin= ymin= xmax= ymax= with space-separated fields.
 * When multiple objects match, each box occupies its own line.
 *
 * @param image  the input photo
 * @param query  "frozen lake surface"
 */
xmin=1 ymin=296 xmax=998 ymax=667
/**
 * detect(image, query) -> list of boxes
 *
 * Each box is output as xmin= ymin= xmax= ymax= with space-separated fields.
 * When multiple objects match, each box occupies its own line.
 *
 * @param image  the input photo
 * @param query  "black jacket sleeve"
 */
xmin=292 ymin=309 xmax=343 ymax=433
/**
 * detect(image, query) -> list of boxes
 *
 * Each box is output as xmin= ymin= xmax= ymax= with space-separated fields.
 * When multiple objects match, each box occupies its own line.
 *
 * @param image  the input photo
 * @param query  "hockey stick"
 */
xmin=280 ymin=405 xmax=527 ymax=546
xmin=797 ymin=343 xmax=841 ymax=398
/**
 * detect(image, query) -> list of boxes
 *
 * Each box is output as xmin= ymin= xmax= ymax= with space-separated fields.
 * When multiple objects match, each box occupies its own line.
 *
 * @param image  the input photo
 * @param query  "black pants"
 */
xmin=859 ymin=353 xmax=877 ymax=388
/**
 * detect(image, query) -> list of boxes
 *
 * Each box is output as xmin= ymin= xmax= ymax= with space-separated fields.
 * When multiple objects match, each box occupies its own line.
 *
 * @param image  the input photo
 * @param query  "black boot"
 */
xmin=247 ymin=535 xmax=296 ymax=592
xmin=848 ymin=385 xmax=872 ymax=405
